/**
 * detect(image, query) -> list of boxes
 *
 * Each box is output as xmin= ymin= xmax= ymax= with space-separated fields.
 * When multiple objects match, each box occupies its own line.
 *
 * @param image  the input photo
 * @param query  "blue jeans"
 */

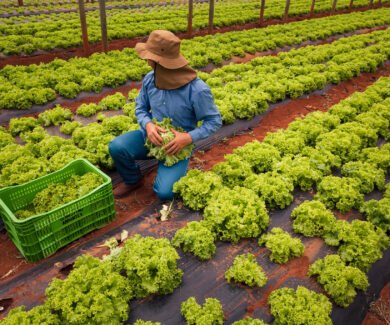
xmin=108 ymin=130 xmax=189 ymax=201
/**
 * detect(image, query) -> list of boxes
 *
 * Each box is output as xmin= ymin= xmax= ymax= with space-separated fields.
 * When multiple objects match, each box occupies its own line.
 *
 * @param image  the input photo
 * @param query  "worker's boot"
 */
xmin=113 ymin=178 xmax=144 ymax=199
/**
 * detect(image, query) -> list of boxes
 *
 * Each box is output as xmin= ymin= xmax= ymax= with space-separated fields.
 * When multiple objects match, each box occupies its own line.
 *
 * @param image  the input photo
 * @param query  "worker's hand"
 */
xmin=146 ymin=122 xmax=166 ymax=146
xmin=163 ymin=129 xmax=192 ymax=155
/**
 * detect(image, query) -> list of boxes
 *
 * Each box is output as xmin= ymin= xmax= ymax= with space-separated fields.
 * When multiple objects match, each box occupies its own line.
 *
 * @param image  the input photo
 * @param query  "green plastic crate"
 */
xmin=0 ymin=159 xmax=115 ymax=262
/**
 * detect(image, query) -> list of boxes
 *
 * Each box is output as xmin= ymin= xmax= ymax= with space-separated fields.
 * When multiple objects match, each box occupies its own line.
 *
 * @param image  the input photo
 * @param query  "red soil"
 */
xmin=362 ymin=282 xmax=390 ymax=325
xmin=0 ymin=3 xmax=387 ymax=68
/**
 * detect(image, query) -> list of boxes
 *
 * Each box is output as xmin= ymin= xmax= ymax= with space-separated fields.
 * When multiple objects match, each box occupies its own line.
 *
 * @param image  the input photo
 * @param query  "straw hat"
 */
xmin=135 ymin=30 xmax=188 ymax=69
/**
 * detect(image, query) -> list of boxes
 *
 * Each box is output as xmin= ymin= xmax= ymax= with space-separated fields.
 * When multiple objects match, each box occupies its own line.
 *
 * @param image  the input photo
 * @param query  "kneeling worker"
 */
xmin=109 ymin=30 xmax=222 ymax=200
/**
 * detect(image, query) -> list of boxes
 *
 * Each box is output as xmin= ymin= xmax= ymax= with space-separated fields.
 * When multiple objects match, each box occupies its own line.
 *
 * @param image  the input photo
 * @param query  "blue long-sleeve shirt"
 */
xmin=135 ymin=71 xmax=222 ymax=143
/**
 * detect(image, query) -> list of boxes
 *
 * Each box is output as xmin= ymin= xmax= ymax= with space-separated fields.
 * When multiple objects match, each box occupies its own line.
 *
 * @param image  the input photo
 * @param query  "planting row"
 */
xmin=1 ymin=29 xmax=389 ymax=187
xmin=0 ymin=0 xmax=387 ymax=55
xmin=172 ymin=75 xmax=390 ymax=307
xmin=0 ymin=0 xmax=201 ymax=16
xmin=1 ymin=8 xmax=389 ymax=110
xmin=1 ymin=76 xmax=389 ymax=325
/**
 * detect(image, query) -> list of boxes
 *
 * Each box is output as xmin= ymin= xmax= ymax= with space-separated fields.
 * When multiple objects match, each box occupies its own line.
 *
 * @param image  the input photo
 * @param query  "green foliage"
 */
xmin=233 ymin=141 xmax=281 ymax=173
xmin=204 ymin=186 xmax=269 ymax=243
xmin=172 ymin=221 xmax=216 ymax=260
xmin=59 ymin=120 xmax=82 ymax=135
xmin=122 ymin=102 xmax=137 ymax=121
xmin=212 ymin=154 xmax=253 ymax=187
xmin=273 ymin=156 xmax=323 ymax=191
xmin=341 ymin=161 xmax=385 ymax=194
xmin=355 ymin=111 xmax=389 ymax=140
xmin=181 ymin=297 xmax=224 ymax=325
xmin=244 ymin=172 xmax=294 ymax=209
xmin=0 ymin=305 xmax=60 ymax=325
xmin=358 ymin=146 xmax=390 ymax=174
xmin=145 ymin=118 xmax=194 ymax=167
xmin=0 ymin=156 xmax=49 ymax=187
xmin=37 ymin=105 xmax=72 ymax=126
xmin=225 ymin=253 xmax=267 ymax=287
xmin=263 ymin=130 xmax=306 ymax=156
xmin=314 ymin=176 xmax=364 ymax=213
xmin=9 ymin=117 xmax=39 ymax=136
xmin=268 ymin=286 xmax=332 ymax=325
xmin=299 ymin=147 xmax=341 ymax=175
xmin=128 ymin=88 xmax=139 ymax=101
xmin=55 ymin=81 xmax=80 ymax=98
xmin=290 ymin=200 xmax=336 ymax=237
xmin=0 ymin=144 xmax=33 ymax=171
xmin=31 ymin=136 xmax=72 ymax=159
xmin=76 ymin=103 xmax=100 ymax=117
xmin=101 ymin=115 xmax=139 ymax=136
xmin=46 ymin=255 xmax=132 ymax=325
xmin=337 ymin=122 xmax=378 ymax=148
xmin=308 ymin=254 xmax=369 ymax=307
xmin=112 ymin=234 xmax=183 ymax=298
xmin=173 ymin=170 xmax=223 ymax=210
xmin=15 ymin=172 xmax=103 ymax=219
xmin=316 ymin=129 xmax=362 ymax=163
xmin=48 ymin=146 xmax=96 ymax=171
xmin=288 ymin=111 xmax=340 ymax=146
xmin=360 ymin=198 xmax=390 ymax=232
xmin=71 ymin=122 xmax=115 ymax=169
xmin=385 ymin=183 xmax=390 ymax=198
xmin=98 ymin=92 xmax=126 ymax=111
xmin=259 ymin=228 xmax=304 ymax=264
xmin=19 ymin=126 xmax=48 ymax=143
xmin=324 ymin=219 xmax=389 ymax=271
xmin=0 ymin=128 xmax=15 ymax=149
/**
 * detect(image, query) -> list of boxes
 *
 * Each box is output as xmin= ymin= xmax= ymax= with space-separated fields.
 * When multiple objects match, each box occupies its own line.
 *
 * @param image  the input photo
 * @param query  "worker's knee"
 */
xmin=153 ymin=182 xmax=174 ymax=201
xmin=108 ymin=137 xmax=124 ymax=158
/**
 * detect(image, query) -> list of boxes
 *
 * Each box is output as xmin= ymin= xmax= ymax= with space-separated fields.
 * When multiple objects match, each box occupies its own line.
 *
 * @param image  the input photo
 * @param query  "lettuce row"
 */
xmin=290 ymin=200 xmax=336 ymax=237
xmin=308 ymin=254 xmax=369 ymax=307
xmin=323 ymin=219 xmax=389 ymax=271
xmin=172 ymin=221 xmax=216 ymax=260
xmin=181 ymin=297 xmax=224 ymax=325
xmin=204 ymin=186 xmax=269 ymax=243
xmin=268 ymin=286 xmax=332 ymax=325
xmin=111 ymin=234 xmax=183 ymax=298
xmin=225 ymin=253 xmax=267 ymax=287
xmin=173 ymin=170 xmax=223 ymax=210
xmin=259 ymin=227 xmax=304 ymax=264
xmin=45 ymin=255 xmax=133 ymax=325
xmin=360 ymin=198 xmax=390 ymax=232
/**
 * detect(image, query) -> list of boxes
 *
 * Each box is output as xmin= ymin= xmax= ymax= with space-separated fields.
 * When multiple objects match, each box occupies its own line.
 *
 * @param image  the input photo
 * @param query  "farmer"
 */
xmin=109 ymin=30 xmax=222 ymax=200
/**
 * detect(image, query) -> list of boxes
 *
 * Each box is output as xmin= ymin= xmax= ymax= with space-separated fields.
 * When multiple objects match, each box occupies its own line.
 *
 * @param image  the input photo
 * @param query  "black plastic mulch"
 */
xmin=0 ymin=183 xmax=389 ymax=324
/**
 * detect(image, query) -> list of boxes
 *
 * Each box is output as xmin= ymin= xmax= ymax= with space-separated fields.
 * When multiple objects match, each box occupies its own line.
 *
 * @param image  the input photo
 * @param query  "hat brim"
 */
xmin=135 ymin=42 xmax=188 ymax=69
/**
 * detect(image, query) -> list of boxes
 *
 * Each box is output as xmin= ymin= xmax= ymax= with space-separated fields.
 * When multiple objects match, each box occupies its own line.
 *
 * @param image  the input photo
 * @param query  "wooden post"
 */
xmin=259 ymin=0 xmax=265 ymax=26
xmin=349 ymin=0 xmax=353 ymax=10
xmin=310 ymin=0 xmax=315 ymax=16
xmin=331 ymin=0 xmax=337 ymax=12
xmin=17 ymin=0 xmax=23 ymax=6
xmin=208 ymin=0 xmax=214 ymax=34
xmin=98 ymin=0 xmax=109 ymax=53
xmin=284 ymin=0 xmax=290 ymax=21
xmin=78 ymin=0 xmax=90 ymax=55
xmin=187 ymin=0 xmax=193 ymax=37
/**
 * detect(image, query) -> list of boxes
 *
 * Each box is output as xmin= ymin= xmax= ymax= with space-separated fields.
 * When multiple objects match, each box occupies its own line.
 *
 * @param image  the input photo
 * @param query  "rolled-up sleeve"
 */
xmin=135 ymin=78 xmax=152 ymax=130
xmin=188 ymin=87 xmax=222 ymax=143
